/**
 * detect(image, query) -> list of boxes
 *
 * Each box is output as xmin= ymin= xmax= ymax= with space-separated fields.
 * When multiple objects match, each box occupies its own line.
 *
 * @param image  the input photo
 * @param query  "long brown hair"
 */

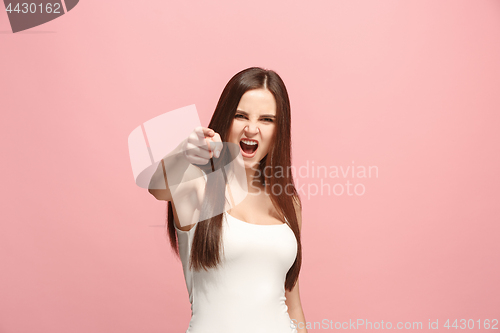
xmin=166 ymin=67 xmax=302 ymax=291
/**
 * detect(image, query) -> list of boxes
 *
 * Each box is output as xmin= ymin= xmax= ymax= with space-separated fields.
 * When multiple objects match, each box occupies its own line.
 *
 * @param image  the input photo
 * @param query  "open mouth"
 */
xmin=239 ymin=139 xmax=258 ymax=156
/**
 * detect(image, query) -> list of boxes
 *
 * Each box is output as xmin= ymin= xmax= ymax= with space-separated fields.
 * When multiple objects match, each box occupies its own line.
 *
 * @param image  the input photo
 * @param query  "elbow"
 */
xmin=148 ymin=189 xmax=159 ymax=200
xmin=148 ymin=188 xmax=171 ymax=201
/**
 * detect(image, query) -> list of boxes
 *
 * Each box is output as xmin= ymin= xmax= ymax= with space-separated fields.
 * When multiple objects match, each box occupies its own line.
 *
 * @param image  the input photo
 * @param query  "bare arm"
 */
xmin=287 ymin=279 xmax=307 ymax=333
xmin=148 ymin=158 xmax=173 ymax=201
xmin=286 ymin=199 xmax=307 ymax=332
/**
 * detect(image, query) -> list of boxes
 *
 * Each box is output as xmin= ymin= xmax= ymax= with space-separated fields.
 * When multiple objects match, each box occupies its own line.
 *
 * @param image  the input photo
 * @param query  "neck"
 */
xmin=245 ymin=165 xmax=265 ymax=194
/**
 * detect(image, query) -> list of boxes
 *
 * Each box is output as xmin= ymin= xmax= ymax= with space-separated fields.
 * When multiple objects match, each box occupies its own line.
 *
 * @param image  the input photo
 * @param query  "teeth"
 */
xmin=241 ymin=139 xmax=258 ymax=146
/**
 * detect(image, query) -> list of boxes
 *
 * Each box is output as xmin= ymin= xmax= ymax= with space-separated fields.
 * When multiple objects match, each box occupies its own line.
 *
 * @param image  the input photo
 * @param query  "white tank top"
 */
xmin=174 ymin=209 xmax=298 ymax=333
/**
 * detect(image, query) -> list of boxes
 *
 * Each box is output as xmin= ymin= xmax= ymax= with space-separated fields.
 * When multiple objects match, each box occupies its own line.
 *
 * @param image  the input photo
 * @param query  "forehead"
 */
xmin=237 ymin=89 xmax=277 ymax=115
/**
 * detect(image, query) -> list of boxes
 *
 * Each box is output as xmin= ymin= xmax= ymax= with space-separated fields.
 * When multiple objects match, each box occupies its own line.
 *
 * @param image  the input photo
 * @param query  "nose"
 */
xmin=244 ymin=122 xmax=260 ymax=135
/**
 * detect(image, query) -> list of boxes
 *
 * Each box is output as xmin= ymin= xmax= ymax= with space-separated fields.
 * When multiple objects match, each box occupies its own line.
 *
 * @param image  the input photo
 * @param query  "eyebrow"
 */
xmin=236 ymin=110 xmax=276 ymax=118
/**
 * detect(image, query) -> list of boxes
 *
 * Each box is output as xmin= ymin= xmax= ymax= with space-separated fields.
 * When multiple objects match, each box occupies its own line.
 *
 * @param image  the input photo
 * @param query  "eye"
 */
xmin=262 ymin=118 xmax=274 ymax=122
xmin=235 ymin=114 xmax=246 ymax=119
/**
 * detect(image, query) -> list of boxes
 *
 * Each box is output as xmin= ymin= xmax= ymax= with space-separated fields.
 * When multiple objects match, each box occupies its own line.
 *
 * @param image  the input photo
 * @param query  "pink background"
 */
xmin=1 ymin=0 xmax=499 ymax=332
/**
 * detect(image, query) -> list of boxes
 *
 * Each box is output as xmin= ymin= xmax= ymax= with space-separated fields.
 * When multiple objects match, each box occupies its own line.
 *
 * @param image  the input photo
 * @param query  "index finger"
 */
xmin=195 ymin=127 xmax=215 ymax=139
xmin=207 ymin=133 xmax=223 ymax=157
xmin=210 ymin=132 xmax=222 ymax=142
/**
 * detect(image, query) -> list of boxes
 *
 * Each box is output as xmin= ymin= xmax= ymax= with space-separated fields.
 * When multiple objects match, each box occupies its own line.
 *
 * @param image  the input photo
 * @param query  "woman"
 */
xmin=149 ymin=67 xmax=307 ymax=333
